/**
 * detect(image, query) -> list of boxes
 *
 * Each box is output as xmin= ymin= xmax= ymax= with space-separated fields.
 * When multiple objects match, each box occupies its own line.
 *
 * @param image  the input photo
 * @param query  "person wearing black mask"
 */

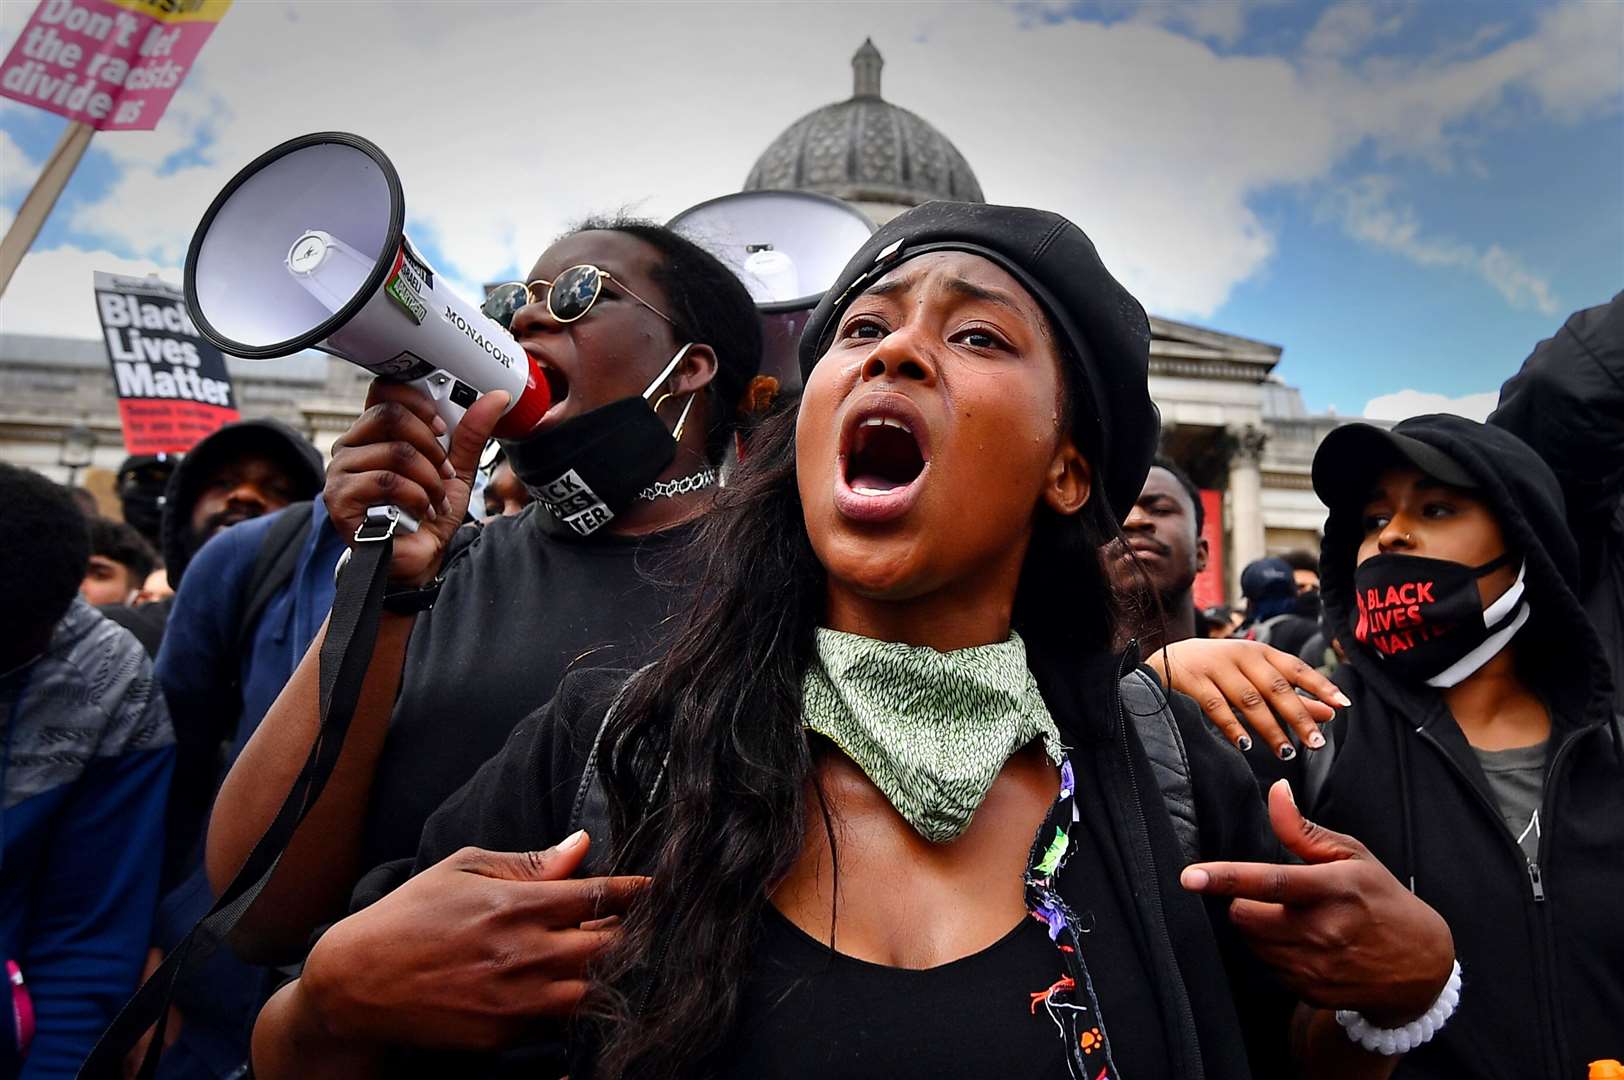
xmin=1302 ymin=414 xmax=1623 ymax=1078
xmin=207 ymin=219 xmax=764 ymax=970
xmin=115 ymin=454 xmax=175 ymax=552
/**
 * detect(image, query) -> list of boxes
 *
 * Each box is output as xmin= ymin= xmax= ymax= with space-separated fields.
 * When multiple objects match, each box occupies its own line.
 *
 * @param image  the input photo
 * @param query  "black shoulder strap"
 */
xmin=1119 ymin=668 xmax=1201 ymax=867
xmin=568 ymin=665 xmax=655 ymax=877
xmin=234 ymin=501 xmax=315 ymax=657
xmin=80 ymin=528 xmax=394 ymax=1080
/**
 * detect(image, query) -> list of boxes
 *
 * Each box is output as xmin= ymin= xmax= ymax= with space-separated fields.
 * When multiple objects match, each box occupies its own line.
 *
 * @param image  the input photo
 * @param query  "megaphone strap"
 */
xmin=79 ymin=534 xmax=397 ymax=1080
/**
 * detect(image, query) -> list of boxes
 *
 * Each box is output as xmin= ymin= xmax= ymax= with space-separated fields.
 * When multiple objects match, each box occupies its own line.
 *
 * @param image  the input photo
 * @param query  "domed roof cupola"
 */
xmin=744 ymin=39 xmax=985 ymax=223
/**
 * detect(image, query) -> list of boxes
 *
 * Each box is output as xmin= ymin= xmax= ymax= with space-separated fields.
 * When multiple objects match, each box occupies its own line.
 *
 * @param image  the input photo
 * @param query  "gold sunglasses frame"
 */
xmin=488 ymin=264 xmax=677 ymax=329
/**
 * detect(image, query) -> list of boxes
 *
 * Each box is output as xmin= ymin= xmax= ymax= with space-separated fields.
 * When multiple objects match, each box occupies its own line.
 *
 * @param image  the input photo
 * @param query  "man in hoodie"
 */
xmin=141 ymin=418 xmax=339 ymax=1079
xmin=0 ymin=465 xmax=175 ymax=1079
xmin=1490 ymin=291 xmax=1623 ymax=722
xmin=152 ymin=418 xmax=327 ymax=865
xmin=1305 ymin=414 xmax=1623 ymax=1078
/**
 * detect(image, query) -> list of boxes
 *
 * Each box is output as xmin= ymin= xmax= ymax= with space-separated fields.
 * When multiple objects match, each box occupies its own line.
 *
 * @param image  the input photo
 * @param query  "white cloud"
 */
xmin=1303 ymin=0 xmax=1409 ymax=59
xmin=1320 ymin=175 xmax=1559 ymax=313
xmin=1362 ymin=388 xmax=1499 ymax=423
xmin=0 ymin=245 xmax=181 ymax=339
xmin=0 ymin=0 xmax=1618 ymax=339
xmin=1 ymin=124 xmax=36 ymax=207
xmin=1020 ymin=0 xmax=1288 ymax=49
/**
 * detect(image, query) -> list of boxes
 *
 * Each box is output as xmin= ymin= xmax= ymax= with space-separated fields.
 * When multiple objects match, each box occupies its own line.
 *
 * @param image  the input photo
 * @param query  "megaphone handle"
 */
xmin=364 ymin=368 xmax=469 ymax=535
xmin=409 ymin=368 xmax=470 ymax=452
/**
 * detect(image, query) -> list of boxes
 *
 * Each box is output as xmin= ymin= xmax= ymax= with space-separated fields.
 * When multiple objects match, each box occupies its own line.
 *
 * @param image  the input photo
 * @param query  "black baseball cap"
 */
xmin=1312 ymin=422 xmax=1477 ymax=511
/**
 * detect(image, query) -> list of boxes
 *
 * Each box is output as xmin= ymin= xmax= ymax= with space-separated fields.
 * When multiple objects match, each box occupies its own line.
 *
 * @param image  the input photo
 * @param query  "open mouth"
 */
xmin=539 ymin=363 xmax=570 ymax=410
xmin=834 ymin=395 xmax=932 ymax=523
xmin=846 ymin=417 xmax=926 ymax=494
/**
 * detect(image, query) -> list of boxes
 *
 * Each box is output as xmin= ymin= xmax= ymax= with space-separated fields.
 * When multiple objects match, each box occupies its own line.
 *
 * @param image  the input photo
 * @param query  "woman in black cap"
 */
xmin=254 ymin=204 xmax=1453 ymax=1079
xmin=1299 ymin=414 xmax=1624 ymax=1079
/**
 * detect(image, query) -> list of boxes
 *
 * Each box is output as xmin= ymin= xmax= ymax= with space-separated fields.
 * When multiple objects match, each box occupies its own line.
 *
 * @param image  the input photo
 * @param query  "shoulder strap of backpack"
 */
xmin=1249 ymin=612 xmax=1291 ymax=647
xmin=233 ymin=501 xmax=315 ymax=657
xmin=1120 ymin=668 xmax=1201 ymax=867
xmin=568 ymin=664 xmax=657 ymax=876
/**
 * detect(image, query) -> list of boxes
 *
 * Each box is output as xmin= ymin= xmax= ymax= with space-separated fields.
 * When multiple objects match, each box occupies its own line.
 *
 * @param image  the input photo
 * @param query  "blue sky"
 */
xmin=2 ymin=0 xmax=1620 ymax=419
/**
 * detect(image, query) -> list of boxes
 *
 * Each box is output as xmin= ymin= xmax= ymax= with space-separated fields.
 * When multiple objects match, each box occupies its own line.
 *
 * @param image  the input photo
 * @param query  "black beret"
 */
xmin=798 ymin=201 xmax=1159 ymax=524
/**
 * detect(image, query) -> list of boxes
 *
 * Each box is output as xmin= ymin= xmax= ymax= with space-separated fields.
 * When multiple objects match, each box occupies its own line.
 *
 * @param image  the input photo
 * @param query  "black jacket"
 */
xmin=370 ymin=650 xmax=1296 ymax=1079
xmin=1490 ymin=290 xmax=1624 ymax=721
xmin=1313 ymin=414 xmax=1624 ymax=1079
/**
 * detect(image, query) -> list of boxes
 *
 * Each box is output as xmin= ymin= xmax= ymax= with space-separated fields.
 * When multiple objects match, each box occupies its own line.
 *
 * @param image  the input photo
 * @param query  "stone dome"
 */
xmin=743 ymin=39 xmax=985 ymax=217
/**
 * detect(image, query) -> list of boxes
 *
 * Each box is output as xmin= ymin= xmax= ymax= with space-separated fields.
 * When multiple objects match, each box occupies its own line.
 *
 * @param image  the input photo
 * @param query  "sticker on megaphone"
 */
xmin=184 ymin=132 xmax=553 ymax=532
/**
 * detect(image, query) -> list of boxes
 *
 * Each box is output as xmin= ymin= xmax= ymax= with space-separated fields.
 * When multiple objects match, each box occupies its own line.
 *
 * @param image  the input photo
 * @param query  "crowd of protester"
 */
xmin=2 ymin=201 xmax=1619 ymax=1080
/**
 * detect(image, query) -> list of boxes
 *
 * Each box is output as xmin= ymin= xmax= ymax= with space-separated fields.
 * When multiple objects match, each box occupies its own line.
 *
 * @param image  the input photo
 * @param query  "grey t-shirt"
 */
xmin=1472 ymin=740 xmax=1547 ymax=862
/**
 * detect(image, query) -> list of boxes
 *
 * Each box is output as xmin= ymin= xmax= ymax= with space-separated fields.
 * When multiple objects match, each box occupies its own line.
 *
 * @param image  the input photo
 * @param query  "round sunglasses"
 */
xmin=482 ymin=264 xmax=676 ymax=331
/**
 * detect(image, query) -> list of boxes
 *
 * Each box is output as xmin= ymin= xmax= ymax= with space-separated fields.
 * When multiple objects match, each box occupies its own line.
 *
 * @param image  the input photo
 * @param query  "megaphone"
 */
xmin=184 ymin=132 xmax=551 ymax=533
xmin=667 ymin=191 xmax=874 ymax=389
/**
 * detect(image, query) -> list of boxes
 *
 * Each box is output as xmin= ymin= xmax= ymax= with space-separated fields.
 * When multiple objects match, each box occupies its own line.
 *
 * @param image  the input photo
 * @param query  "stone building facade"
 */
xmin=0 ymin=39 xmax=1372 ymax=602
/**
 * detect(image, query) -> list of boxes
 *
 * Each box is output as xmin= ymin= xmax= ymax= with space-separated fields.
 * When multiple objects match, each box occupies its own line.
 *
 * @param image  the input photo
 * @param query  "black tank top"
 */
xmin=716 ymin=906 xmax=1073 ymax=1079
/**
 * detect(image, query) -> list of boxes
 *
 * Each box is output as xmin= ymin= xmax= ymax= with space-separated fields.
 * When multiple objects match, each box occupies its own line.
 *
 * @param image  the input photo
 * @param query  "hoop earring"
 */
xmin=651 ymin=391 xmax=699 ymax=443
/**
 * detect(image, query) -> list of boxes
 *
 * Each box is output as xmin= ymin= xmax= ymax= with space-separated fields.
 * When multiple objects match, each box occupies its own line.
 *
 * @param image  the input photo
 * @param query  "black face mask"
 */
xmin=1351 ymin=551 xmax=1528 ymax=687
xmin=503 ymin=344 xmax=695 ymax=537
xmin=1293 ymin=588 xmax=1322 ymax=619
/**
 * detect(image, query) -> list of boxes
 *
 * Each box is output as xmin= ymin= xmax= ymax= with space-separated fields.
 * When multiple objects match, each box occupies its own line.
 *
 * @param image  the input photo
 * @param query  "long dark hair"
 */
xmin=585 ymin=341 xmax=1122 ymax=1078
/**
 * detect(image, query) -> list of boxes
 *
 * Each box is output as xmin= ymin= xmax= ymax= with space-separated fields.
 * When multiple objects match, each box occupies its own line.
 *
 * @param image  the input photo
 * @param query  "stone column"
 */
xmin=1226 ymin=425 xmax=1268 ymax=602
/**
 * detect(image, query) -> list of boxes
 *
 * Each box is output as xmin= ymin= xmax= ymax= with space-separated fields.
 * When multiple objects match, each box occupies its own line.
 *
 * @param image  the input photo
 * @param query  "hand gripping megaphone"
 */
xmin=183 ymin=132 xmax=551 ymax=534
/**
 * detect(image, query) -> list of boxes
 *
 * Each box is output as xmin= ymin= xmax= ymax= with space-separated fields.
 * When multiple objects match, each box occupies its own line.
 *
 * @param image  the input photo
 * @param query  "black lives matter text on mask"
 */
xmin=94 ymin=271 xmax=240 ymax=454
xmin=1356 ymin=580 xmax=1449 ymax=656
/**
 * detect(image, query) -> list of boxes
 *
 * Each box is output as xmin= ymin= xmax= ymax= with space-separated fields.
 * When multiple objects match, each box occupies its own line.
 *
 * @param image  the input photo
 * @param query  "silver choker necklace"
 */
xmin=637 ymin=468 xmax=716 ymax=503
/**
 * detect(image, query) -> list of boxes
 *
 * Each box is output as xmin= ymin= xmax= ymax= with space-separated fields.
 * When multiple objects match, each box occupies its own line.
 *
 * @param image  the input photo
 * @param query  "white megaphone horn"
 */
xmin=667 ymin=190 xmax=874 ymax=389
xmin=183 ymin=131 xmax=551 ymax=535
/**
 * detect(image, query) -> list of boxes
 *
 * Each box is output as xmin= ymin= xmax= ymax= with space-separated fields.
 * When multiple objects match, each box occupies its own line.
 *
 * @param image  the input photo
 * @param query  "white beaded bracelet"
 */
xmin=1335 ymin=960 xmax=1462 ymax=1057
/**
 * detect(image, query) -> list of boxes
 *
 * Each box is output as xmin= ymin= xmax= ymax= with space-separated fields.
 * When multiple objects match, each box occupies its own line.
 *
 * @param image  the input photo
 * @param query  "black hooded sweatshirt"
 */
xmin=1490 ymin=291 xmax=1624 ymax=721
xmin=1312 ymin=414 xmax=1624 ymax=1080
xmin=158 ymin=417 xmax=326 ymax=588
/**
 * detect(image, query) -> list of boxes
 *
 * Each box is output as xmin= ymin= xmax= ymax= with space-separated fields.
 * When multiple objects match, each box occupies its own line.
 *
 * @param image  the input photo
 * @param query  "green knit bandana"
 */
xmin=802 ymin=628 xmax=1063 ymax=844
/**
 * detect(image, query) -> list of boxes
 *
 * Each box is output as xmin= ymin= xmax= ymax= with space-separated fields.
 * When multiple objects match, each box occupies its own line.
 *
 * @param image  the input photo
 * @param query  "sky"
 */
xmin=1 ymin=0 xmax=1620 ymax=420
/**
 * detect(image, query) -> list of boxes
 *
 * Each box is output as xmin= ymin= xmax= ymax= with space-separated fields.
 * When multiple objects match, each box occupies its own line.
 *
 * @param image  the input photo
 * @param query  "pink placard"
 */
xmin=0 ymin=0 xmax=229 ymax=131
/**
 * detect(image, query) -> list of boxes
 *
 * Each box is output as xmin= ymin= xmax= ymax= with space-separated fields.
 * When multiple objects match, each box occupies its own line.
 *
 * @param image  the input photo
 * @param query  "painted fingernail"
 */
xmin=558 ymin=829 xmax=587 ymax=850
xmin=424 ymin=504 xmax=437 ymax=522
xmin=1307 ymin=730 xmax=1327 ymax=749
xmin=1334 ymin=691 xmax=1352 ymax=708
xmin=1282 ymin=781 xmax=1297 ymax=806
xmin=1277 ymin=743 xmax=1298 ymax=761
xmin=440 ymin=458 xmax=456 ymax=479
xmin=1236 ymin=734 xmax=1253 ymax=752
xmin=431 ymin=415 xmax=448 ymax=435
xmin=1180 ymin=867 xmax=1210 ymax=890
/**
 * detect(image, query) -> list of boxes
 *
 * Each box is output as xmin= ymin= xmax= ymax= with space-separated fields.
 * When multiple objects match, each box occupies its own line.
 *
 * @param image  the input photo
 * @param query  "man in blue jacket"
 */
xmin=0 ymin=464 xmax=176 ymax=1079
xmin=144 ymin=419 xmax=344 ymax=1080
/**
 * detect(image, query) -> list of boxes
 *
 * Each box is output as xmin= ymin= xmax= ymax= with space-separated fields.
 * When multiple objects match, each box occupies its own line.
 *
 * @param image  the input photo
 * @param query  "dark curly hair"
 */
xmin=90 ymin=517 xmax=159 ymax=587
xmin=2 ymin=464 xmax=92 ymax=638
